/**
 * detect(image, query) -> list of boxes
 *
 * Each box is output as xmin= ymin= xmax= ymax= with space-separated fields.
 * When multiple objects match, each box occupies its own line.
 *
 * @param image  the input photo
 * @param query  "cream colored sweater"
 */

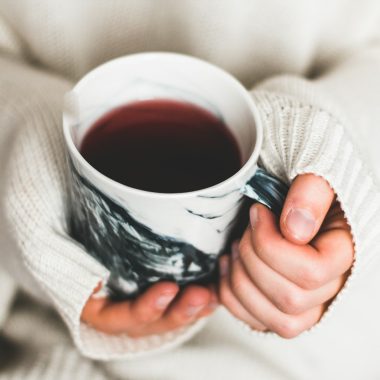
xmin=1 ymin=1 xmax=380 ymax=379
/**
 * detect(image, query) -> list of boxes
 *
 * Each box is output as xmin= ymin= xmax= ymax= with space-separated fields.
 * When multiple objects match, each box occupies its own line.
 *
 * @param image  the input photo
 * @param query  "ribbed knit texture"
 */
xmin=1 ymin=1 xmax=380 ymax=379
xmin=0 ymin=347 xmax=108 ymax=380
xmin=0 ymin=55 xmax=208 ymax=361
xmin=253 ymin=88 xmax=380 ymax=269
xmin=234 ymin=85 xmax=380 ymax=337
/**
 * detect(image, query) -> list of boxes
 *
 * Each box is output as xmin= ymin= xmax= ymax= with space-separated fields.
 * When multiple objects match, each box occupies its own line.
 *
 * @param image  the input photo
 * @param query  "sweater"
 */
xmin=1 ymin=1 xmax=380 ymax=379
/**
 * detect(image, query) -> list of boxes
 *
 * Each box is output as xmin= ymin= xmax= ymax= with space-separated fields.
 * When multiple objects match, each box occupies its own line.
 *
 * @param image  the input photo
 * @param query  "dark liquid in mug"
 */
xmin=80 ymin=99 xmax=242 ymax=193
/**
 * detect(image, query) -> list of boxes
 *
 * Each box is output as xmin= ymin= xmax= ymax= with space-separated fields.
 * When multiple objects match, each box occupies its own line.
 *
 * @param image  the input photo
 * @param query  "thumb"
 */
xmin=280 ymin=173 xmax=335 ymax=244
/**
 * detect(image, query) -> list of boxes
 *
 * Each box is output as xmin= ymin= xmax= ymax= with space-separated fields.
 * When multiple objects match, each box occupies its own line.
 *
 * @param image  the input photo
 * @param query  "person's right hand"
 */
xmin=81 ymin=282 xmax=218 ymax=337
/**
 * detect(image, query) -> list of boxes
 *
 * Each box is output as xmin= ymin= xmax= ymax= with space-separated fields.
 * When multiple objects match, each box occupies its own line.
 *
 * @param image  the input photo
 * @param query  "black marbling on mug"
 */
xmin=68 ymin=162 xmax=218 ymax=299
xmin=67 ymin=157 xmax=288 ymax=300
xmin=62 ymin=54 xmax=291 ymax=300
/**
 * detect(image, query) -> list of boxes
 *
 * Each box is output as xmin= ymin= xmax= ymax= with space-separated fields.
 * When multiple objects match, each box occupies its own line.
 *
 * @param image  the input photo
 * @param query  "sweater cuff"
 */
xmin=78 ymin=315 xmax=208 ymax=360
xmin=18 ymin=229 xmax=207 ymax=360
xmin=0 ymin=54 xmax=207 ymax=359
xmin=241 ymin=85 xmax=380 ymax=336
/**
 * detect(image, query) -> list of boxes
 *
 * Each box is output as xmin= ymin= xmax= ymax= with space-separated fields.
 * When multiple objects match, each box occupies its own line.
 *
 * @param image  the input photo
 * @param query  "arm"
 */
xmin=256 ymin=41 xmax=380 ymax=268
xmin=0 ymin=54 xmax=215 ymax=359
xmin=219 ymin=42 xmax=380 ymax=337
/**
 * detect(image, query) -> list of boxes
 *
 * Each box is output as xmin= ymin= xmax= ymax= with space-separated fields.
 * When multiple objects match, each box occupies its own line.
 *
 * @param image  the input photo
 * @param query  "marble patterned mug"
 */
xmin=63 ymin=53 xmax=288 ymax=299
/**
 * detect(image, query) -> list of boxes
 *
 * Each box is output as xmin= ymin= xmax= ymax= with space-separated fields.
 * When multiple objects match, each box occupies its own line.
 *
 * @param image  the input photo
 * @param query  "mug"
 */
xmin=63 ymin=52 xmax=288 ymax=299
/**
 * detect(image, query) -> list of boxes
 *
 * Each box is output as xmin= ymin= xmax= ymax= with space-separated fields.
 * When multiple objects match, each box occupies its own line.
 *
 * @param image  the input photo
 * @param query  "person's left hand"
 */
xmin=218 ymin=173 xmax=354 ymax=338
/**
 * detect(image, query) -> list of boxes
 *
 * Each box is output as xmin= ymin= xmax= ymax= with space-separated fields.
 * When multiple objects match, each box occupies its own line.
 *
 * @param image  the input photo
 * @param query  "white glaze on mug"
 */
xmin=63 ymin=53 xmax=287 ymax=298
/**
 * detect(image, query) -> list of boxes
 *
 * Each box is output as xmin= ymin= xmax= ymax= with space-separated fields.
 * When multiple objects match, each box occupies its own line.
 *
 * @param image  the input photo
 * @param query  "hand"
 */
xmin=81 ymin=282 xmax=218 ymax=338
xmin=218 ymin=173 xmax=354 ymax=338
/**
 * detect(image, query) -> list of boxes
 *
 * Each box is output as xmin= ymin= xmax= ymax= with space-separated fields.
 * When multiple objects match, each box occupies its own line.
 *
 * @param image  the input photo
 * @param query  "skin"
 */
xmin=82 ymin=173 xmax=353 ymax=339
xmin=218 ymin=173 xmax=354 ymax=338
xmin=81 ymin=282 xmax=218 ymax=337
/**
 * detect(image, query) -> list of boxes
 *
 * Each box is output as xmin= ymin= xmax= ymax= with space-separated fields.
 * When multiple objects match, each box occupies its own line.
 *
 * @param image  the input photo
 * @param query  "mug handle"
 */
xmin=240 ymin=167 xmax=289 ymax=217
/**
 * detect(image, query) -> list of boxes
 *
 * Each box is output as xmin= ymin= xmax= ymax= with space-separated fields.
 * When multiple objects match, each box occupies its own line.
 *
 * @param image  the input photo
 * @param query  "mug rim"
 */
xmin=63 ymin=52 xmax=263 ymax=199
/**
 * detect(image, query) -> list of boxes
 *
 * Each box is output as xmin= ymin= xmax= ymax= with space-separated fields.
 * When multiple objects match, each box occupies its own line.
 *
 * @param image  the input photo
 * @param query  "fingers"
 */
xmin=128 ymin=282 xmax=179 ymax=323
xmin=249 ymin=204 xmax=353 ymax=290
xmin=132 ymin=285 xmax=214 ymax=337
xmin=163 ymin=285 xmax=212 ymax=325
xmin=218 ymin=181 xmax=354 ymax=338
xmin=81 ymin=281 xmax=217 ymax=337
xmin=280 ymin=174 xmax=335 ymax=244
xmin=82 ymin=282 xmax=180 ymax=334
xmin=235 ymin=240 xmax=347 ymax=315
xmin=218 ymin=256 xmax=267 ymax=331
xmin=220 ymin=253 xmax=326 ymax=338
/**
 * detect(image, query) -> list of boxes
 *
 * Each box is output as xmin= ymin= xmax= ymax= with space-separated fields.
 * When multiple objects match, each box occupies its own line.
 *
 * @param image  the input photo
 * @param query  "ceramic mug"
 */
xmin=63 ymin=53 xmax=288 ymax=299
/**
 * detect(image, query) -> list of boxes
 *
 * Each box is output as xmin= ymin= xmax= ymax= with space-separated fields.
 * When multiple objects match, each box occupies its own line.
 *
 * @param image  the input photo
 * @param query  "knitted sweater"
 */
xmin=1 ymin=1 xmax=380 ymax=379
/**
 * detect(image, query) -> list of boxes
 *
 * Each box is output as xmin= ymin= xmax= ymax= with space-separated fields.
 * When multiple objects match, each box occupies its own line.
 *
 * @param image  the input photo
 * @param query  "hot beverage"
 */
xmin=80 ymin=99 xmax=242 ymax=193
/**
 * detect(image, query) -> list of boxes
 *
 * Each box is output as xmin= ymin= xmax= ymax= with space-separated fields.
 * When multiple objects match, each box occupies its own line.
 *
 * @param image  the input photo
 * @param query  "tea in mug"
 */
xmin=80 ymin=99 xmax=242 ymax=193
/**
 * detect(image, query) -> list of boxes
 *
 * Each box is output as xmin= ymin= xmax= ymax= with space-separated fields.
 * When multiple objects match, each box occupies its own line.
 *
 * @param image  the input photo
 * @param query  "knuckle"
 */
xmin=274 ymin=317 xmax=302 ymax=339
xmin=299 ymin=263 xmax=325 ymax=290
xmin=278 ymin=289 xmax=306 ymax=315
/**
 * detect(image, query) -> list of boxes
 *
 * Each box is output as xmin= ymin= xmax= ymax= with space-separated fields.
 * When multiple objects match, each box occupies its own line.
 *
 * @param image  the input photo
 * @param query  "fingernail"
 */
xmin=186 ymin=304 xmax=206 ymax=317
xmin=285 ymin=207 xmax=316 ymax=241
xmin=156 ymin=293 xmax=176 ymax=309
xmin=219 ymin=258 xmax=229 ymax=277
xmin=250 ymin=205 xmax=259 ymax=229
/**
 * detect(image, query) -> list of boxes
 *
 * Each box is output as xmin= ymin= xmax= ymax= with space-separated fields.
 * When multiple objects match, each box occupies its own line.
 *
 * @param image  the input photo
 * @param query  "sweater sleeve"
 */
xmin=0 ymin=267 xmax=16 ymax=327
xmin=245 ymin=42 xmax=380 ymax=335
xmin=0 ymin=54 xmax=208 ymax=360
